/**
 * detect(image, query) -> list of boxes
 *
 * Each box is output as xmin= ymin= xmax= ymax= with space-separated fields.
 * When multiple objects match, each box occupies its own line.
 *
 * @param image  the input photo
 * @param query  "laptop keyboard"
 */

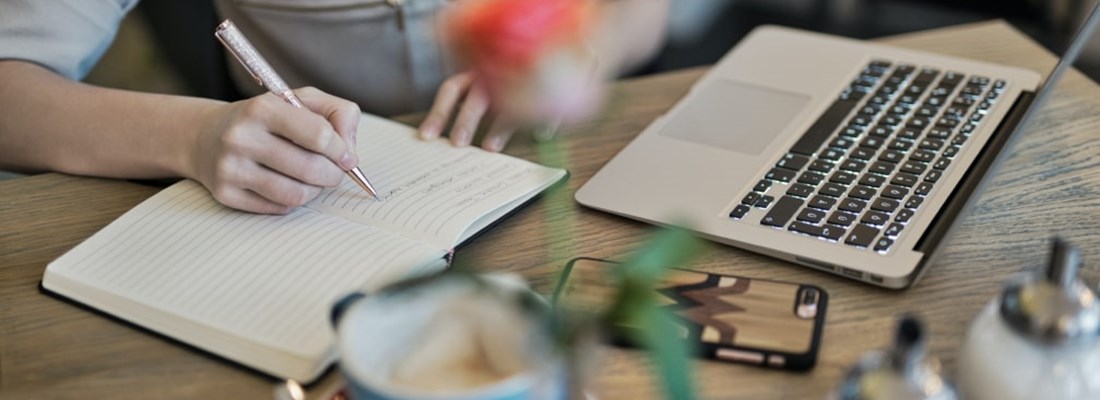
xmin=729 ymin=60 xmax=1005 ymax=253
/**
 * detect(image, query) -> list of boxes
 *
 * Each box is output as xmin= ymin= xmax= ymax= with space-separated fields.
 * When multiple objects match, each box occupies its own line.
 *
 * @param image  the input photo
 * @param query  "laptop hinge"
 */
xmin=913 ymin=91 xmax=1037 ymax=260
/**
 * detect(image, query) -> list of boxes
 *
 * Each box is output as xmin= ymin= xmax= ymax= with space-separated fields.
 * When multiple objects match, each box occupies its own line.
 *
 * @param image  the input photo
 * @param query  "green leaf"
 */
xmin=627 ymin=303 xmax=697 ymax=400
xmin=605 ymin=226 xmax=704 ymax=399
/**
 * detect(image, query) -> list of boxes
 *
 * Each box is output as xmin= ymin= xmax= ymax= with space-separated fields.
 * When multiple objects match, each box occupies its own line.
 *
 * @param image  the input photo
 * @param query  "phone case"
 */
xmin=552 ymin=257 xmax=827 ymax=370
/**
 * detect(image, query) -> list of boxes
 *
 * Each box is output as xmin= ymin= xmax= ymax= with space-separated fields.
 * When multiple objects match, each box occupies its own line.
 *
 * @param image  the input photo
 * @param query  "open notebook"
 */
xmin=42 ymin=114 xmax=567 ymax=382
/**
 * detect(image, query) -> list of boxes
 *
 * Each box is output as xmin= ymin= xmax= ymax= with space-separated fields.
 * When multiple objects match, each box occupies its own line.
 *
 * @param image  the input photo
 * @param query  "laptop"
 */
xmin=576 ymin=8 xmax=1100 ymax=288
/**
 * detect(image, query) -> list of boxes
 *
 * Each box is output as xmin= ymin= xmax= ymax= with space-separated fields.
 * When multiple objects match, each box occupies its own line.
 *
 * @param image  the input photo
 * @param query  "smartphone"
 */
xmin=552 ymin=257 xmax=827 ymax=371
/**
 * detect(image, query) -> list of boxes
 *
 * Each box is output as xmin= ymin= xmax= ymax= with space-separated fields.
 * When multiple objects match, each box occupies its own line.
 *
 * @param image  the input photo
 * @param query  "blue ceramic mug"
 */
xmin=331 ymin=273 xmax=567 ymax=400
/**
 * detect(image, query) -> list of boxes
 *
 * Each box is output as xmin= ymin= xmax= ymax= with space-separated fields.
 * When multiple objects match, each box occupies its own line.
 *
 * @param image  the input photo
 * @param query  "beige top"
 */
xmin=213 ymin=0 xmax=460 ymax=116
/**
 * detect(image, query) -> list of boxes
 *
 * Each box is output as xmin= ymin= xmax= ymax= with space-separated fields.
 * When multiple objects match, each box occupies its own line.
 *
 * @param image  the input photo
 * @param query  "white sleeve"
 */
xmin=0 ymin=0 xmax=140 ymax=80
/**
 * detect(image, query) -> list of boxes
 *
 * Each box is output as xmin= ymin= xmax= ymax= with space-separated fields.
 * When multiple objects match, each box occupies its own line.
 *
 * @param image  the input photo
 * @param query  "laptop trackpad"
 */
xmin=659 ymin=79 xmax=810 ymax=155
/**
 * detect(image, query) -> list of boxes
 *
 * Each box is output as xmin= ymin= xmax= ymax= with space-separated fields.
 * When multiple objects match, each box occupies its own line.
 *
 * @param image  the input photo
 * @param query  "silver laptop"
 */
xmin=577 ymin=9 xmax=1100 ymax=288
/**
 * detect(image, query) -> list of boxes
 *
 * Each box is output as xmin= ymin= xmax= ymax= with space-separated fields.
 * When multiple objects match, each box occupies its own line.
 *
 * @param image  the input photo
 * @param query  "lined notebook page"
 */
xmin=309 ymin=115 xmax=566 ymax=249
xmin=46 ymin=180 xmax=446 ymax=364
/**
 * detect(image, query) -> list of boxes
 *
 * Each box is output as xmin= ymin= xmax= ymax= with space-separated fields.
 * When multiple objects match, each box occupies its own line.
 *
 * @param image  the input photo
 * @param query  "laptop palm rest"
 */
xmin=658 ymin=79 xmax=810 ymax=155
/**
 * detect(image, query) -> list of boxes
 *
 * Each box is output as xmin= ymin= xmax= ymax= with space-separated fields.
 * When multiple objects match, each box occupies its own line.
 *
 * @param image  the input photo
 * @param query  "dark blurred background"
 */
xmin=85 ymin=0 xmax=1100 ymax=100
xmin=644 ymin=0 xmax=1095 ymax=75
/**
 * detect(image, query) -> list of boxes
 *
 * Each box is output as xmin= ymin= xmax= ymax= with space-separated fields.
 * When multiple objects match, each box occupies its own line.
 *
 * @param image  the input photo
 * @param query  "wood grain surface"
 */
xmin=3 ymin=21 xmax=1100 ymax=399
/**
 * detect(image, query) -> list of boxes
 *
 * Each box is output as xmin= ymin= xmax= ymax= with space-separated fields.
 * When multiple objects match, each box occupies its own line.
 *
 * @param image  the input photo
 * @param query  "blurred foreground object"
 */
xmin=446 ymin=0 xmax=607 ymax=125
xmin=957 ymin=238 xmax=1100 ymax=400
xmin=833 ymin=316 xmax=958 ymax=400
xmin=330 ymin=273 xmax=565 ymax=400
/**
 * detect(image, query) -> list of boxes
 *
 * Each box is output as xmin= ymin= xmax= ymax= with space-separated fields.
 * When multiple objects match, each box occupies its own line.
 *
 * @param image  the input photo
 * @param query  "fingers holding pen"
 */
xmin=295 ymin=87 xmax=363 ymax=150
xmin=200 ymin=147 xmax=320 ymax=215
xmin=192 ymin=94 xmax=355 ymax=214
xmin=250 ymin=92 xmax=358 ymax=171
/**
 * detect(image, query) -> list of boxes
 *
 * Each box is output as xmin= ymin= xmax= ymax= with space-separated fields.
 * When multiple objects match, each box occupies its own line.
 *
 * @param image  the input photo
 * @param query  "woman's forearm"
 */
xmin=0 ymin=60 xmax=221 ymax=180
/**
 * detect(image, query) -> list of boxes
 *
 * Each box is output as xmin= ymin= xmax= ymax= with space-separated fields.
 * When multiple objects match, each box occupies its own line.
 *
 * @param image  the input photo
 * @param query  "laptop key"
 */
xmin=933 ymin=158 xmax=951 ymax=170
xmin=841 ymin=125 xmax=864 ymax=137
xmin=861 ymin=211 xmax=890 ymax=226
xmin=869 ymin=124 xmax=895 ymax=137
xmin=879 ymin=150 xmax=906 ymax=163
xmin=776 ymin=153 xmax=811 ymax=170
xmin=909 ymin=150 xmax=936 ymax=163
xmin=881 ymin=185 xmax=909 ymax=200
xmin=941 ymin=145 xmax=959 ymax=158
xmin=869 ymin=161 xmax=896 ymax=176
xmin=765 ymin=168 xmax=797 ymax=183
xmin=873 ymin=237 xmax=894 ymax=252
xmin=952 ymin=134 xmax=968 ymax=146
xmin=830 ymin=171 xmax=858 ymax=185
xmin=830 ymin=137 xmax=856 ymax=150
xmin=849 ymin=148 xmax=876 ymax=161
xmin=753 ymin=180 xmax=772 ymax=192
xmin=790 ymin=221 xmax=845 ymax=241
xmin=808 ymin=195 xmax=838 ymax=210
xmin=845 ymin=224 xmax=880 ymax=247
xmin=786 ymin=183 xmax=815 ymax=198
xmin=888 ymin=104 xmax=911 ymax=115
xmin=797 ymin=208 xmax=826 ymax=223
xmin=880 ymin=115 xmax=904 ymax=127
xmin=925 ymin=170 xmax=942 ymax=183
xmin=756 ymin=195 xmax=776 ymax=208
xmin=838 ymin=197 xmax=868 ymax=213
xmin=729 ymin=204 xmax=751 ymax=219
xmin=884 ymin=223 xmax=904 ymax=237
xmin=860 ymin=137 xmax=885 ymax=150
xmin=820 ymin=148 xmax=846 ymax=161
xmin=915 ymin=182 xmax=934 ymax=196
xmin=896 ymin=209 xmax=915 ymax=223
xmin=898 ymin=127 xmax=922 ymax=141
xmin=891 ymin=173 xmax=919 ymax=187
xmin=927 ymin=128 xmax=951 ymax=139
xmin=942 ymin=71 xmax=964 ymax=85
xmin=798 ymin=171 xmax=825 ymax=186
xmin=915 ymin=105 xmax=937 ymax=118
xmin=859 ymin=174 xmax=887 ymax=188
xmin=871 ymin=198 xmax=900 ymax=213
xmin=900 ymin=160 xmax=928 ymax=175
xmin=889 ymin=139 xmax=914 ymax=151
xmin=918 ymin=138 xmax=944 ymax=151
xmin=819 ymin=182 xmax=848 ymax=197
xmin=742 ymin=192 xmax=761 ymax=206
xmin=760 ymin=196 xmax=804 ymax=227
xmin=898 ymin=93 xmax=921 ymax=104
xmin=904 ymin=195 xmax=924 ymax=209
xmin=840 ymin=159 xmax=867 ymax=172
xmin=808 ymin=160 xmax=835 ymax=173
xmin=907 ymin=117 xmax=930 ymax=130
xmin=828 ymin=211 xmax=857 ymax=227
xmin=849 ymin=185 xmax=877 ymax=200
xmin=914 ymin=68 xmax=940 ymax=84
xmin=791 ymin=99 xmax=861 ymax=155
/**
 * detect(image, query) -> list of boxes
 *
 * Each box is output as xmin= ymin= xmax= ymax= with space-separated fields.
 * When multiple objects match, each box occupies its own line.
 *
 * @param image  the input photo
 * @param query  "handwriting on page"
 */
xmin=309 ymin=116 xmax=557 ymax=246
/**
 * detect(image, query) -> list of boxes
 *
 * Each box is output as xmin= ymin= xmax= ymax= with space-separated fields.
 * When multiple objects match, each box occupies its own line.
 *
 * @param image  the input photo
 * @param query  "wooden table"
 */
xmin=4 ymin=21 xmax=1100 ymax=399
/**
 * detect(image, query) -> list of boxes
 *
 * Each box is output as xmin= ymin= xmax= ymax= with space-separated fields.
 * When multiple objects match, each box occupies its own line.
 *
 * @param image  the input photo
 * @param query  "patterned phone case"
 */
xmin=553 ymin=257 xmax=827 ymax=370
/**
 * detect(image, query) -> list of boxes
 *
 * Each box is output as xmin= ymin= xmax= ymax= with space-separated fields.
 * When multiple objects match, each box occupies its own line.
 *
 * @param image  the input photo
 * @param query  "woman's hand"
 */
xmin=189 ymin=87 xmax=362 ymax=214
xmin=417 ymin=72 xmax=518 ymax=152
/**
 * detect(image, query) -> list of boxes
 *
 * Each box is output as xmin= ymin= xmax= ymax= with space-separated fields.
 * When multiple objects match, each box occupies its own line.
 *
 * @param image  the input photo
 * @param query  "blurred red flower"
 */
xmin=447 ymin=0 xmax=605 ymax=124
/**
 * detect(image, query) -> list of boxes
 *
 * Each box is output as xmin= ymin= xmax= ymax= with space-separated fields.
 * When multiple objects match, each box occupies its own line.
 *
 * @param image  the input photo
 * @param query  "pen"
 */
xmin=214 ymin=20 xmax=383 ymax=201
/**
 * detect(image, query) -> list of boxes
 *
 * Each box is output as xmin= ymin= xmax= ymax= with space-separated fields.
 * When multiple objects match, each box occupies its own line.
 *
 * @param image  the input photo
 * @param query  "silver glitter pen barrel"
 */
xmin=214 ymin=20 xmax=383 ymax=201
